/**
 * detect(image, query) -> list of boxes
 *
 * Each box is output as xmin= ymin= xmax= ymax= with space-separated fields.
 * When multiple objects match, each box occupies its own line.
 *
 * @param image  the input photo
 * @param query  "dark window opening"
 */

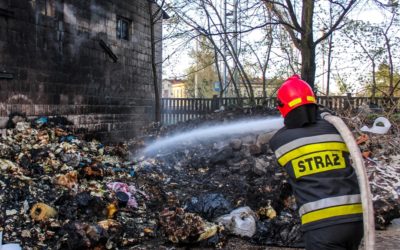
xmin=117 ymin=17 xmax=130 ymax=40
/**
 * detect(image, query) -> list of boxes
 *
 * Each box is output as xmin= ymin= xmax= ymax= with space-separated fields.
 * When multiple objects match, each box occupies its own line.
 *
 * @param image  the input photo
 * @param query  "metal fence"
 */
xmin=161 ymin=95 xmax=400 ymax=125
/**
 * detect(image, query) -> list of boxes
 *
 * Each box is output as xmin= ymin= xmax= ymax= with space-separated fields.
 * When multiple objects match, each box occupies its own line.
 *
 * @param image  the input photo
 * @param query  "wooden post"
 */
xmin=344 ymin=93 xmax=353 ymax=110
xmin=211 ymin=95 xmax=219 ymax=111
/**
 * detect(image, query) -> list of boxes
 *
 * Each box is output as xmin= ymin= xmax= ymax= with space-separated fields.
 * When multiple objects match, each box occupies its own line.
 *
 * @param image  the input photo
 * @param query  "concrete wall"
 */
xmin=0 ymin=0 xmax=163 ymax=141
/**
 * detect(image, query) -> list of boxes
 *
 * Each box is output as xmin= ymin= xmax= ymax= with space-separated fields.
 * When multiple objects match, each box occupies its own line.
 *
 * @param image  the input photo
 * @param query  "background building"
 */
xmin=162 ymin=79 xmax=187 ymax=98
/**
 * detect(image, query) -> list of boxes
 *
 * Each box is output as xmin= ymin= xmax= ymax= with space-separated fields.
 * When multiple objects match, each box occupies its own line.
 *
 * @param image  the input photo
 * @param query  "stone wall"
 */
xmin=0 ymin=0 xmax=163 ymax=142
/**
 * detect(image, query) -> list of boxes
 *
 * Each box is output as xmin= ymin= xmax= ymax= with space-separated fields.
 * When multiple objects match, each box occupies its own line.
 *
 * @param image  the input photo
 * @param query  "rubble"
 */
xmin=0 ymin=107 xmax=399 ymax=249
xmin=0 ymin=118 xmax=147 ymax=249
xmin=159 ymin=207 xmax=224 ymax=244
xmin=338 ymin=109 xmax=400 ymax=229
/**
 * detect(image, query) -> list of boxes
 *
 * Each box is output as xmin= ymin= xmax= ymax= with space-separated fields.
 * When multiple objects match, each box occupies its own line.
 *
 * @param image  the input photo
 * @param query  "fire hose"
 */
xmin=321 ymin=112 xmax=375 ymax=250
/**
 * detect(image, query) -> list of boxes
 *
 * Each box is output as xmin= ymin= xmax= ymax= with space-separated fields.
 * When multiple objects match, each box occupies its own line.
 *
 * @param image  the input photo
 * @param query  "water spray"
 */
xmin=143 ymin=117 xmax=284 ymax=154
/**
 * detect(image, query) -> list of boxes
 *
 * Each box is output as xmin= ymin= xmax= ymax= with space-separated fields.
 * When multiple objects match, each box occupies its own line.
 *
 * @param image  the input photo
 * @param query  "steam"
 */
xmin=143 ymin=117 xmax=284 ymax=154
xmin=62 ymin=3 xmax=108 ymax=55
xmin=63 ymin=4 xmax=77 ymax=25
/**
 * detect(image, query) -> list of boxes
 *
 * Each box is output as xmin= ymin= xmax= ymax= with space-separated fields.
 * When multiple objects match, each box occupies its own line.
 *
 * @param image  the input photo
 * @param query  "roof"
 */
xmin=163 ymin=79 xmax=185 ymax=85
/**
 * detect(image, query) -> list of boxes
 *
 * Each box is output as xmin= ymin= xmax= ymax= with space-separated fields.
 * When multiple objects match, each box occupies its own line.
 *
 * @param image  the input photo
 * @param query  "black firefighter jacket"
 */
xmin=269 ymin=118 xmax=363 ymax=231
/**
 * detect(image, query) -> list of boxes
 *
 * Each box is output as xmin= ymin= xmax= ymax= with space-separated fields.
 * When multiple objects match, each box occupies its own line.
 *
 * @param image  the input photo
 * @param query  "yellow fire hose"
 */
xmin=321 ymin=112 xmax=375 ymax=250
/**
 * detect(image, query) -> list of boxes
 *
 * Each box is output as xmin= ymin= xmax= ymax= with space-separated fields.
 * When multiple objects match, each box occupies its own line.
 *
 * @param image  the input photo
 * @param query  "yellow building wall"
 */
xmin=171 ymin=83 xmax=186 ymax=98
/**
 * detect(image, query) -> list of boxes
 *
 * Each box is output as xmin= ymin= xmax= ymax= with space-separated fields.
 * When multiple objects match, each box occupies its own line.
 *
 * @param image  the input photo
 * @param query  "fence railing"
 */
xmin=161 ymin=95 xmax=400 ymax=125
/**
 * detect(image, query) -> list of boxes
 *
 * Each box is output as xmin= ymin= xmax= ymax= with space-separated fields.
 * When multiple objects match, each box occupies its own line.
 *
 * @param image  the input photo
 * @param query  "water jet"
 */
xmin=143 ymin=117 xmax=284 ymax=155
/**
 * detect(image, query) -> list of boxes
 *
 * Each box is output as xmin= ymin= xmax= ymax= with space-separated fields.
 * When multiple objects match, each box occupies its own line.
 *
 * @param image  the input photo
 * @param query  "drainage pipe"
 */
xmin=321 ymin=112 xmax=375 ymax=250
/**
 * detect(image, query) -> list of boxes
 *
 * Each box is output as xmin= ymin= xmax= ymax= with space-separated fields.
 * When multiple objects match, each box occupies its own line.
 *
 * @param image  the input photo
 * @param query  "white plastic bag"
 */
xmin=0 ymin=232 xmax=22 ymax=250
xmin=215 ymin=206 xmax=256 ymax=237
xmin=360 ymin=117 xmax=391 ymax=134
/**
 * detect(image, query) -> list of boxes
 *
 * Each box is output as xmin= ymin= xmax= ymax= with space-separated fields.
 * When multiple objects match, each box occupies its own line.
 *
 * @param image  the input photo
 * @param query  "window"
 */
xmin=117 ymin=17 xmax=130 ymax=40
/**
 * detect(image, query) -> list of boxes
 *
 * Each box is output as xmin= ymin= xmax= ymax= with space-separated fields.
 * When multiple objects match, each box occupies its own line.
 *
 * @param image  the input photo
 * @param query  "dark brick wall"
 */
xmin=0 ymin=0 xmax=163 ymax=142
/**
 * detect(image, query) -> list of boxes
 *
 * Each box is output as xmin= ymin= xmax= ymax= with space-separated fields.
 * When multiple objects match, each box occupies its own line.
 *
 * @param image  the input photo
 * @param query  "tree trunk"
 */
xmin=301 ymin=46 xmax=316 ymax=90
xmin=148 ymin=2 xmax=161 ymax=122
xmin=300 ymin=0 xmax=316 ymax=90
xmin=326 ymin=33 xmax=333 ymax=96
xmin=213 ymin=49 xmax=224 ymax=98
xmin=371 ymin=61 xmax=376 ymax=99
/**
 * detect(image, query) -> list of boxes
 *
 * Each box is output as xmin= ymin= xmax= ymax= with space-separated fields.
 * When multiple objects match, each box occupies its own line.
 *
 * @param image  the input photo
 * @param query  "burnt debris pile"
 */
xmin=0 ymin=107 xmax=399 ymax=249
xmin=0 ymin=117 xmax=149 ymax=249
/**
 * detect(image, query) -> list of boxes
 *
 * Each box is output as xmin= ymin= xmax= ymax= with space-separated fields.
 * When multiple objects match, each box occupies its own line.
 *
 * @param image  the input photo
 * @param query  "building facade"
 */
xmin=0 ymin=0 xmax=165 ymax=141
xmin=162 ymin=79 xmax=187 ymax=98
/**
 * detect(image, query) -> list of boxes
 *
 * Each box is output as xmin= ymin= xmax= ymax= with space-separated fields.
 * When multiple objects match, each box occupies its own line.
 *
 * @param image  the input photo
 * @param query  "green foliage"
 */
xmin=185 ymin=37 xmax=219 ymax=98
xmin=391 ymin=113 xmax=400 ymax=122
xmin=334 ymin=74 xmax=355 ymax=94
xmin=364 ymin=63 xmax=400 ymax=97
xmin=340 ymin=14 xmax=400 ymax=97
xmin=366 ymin=113 xmax=379 ymax=122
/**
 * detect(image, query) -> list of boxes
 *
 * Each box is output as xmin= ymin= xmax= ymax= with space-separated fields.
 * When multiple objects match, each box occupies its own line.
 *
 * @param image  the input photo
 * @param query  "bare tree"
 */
xmin=340 ymin=1 xmax=399 ymax=99
xmin=262 ymin=0 xmax=358 ymax=90
xmin=164 ymin=0 xmax=277 ymax=104
xmin=341 ymin=20 xmax=384 ymax=98
xmin=148 ymin=0 xmax=167 ymax=123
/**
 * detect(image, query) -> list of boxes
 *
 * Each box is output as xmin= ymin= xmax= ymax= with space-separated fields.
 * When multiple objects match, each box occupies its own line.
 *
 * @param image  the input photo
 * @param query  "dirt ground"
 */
xmin=226 ymin=226 xmax=400 ymax=250
xmin=122 ymin=227 xmax=400 ymax=250
xmin=183 ymin=229 xmax=400 ymax=250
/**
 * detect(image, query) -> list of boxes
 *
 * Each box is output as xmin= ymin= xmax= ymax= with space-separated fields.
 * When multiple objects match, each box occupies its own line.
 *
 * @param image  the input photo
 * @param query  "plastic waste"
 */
xmin=107 ymin=203 xmax=118 ymax=218
xmin=59 ymin=135 xmax=77 ymax=143
xmin=216 ymin=206 xmax=257 ymax=237
xmin=185 ymin=193 xmax=232 ymax=220
xmin=30 ymin=203 xmax=58 ymax=221
xmin=34 ymin=116 xmax=48 ymax=127
xmin=253 ymin=217 xmax=304 ymax=247
xmin=55 ymin=171 xmax=78 ymax=189
xmin=107 ymin=182 xmax=148 ymax=208
xmin=6 ymin=112 xmax=26 ymax=129
xmin=360 ymin=117 xmax=391 ymax=134
xmin=115 ymin=191 xmax=129 ymax=206
xmin=60 ymin=152 xmax=81 ymax=167
xmin=0 ymin=232 xmax=22 ymax=250
xmin=257 ymin=204 xmax=277 ymax=219
xmin=159 ymin=207 xmax=222 ymax=244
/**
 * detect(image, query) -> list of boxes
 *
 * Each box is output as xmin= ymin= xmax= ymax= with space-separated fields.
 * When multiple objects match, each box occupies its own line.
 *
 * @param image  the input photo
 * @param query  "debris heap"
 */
xmin=0 ymin=107 xmax=399 ymax=249
xmin=0 ymin=118 xmax=153 ymax=249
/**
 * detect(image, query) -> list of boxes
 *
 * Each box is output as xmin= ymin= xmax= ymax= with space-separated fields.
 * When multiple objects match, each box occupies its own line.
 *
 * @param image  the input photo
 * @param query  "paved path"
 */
xmin=146 ymin=222 xmax=400 ymax=249
xmin=221 ymin=228 xmax=400 ymax=250
xmin=364 ymin=220 xmax=400 ymax=250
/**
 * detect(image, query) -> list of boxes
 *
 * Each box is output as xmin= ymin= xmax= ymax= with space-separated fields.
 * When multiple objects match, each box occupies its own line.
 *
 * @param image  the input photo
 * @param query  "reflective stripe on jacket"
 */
xmin=269 ymin=119 xmax=363 ymax=231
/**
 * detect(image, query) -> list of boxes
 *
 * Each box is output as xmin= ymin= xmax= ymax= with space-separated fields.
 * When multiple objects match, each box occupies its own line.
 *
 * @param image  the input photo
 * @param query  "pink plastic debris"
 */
xmin=106 ymin=182 xmax=148 ymax=208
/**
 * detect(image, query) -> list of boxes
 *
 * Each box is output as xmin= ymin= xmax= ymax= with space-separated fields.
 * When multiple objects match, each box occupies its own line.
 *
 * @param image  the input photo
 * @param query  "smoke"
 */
xmin=63 ymin=4 xmax=77 ymax=25
xmin=90 ymin=0 xmax=108 ymax=35
xmin=62 ymin=4 xmax=83 ymax=55
xmin=62 ymin=2 xmax=108 ymax=55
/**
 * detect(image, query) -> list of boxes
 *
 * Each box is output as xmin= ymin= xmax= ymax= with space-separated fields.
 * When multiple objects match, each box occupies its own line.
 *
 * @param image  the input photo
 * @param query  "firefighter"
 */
xmin=269 ymin=75 xmax=363 ymax=250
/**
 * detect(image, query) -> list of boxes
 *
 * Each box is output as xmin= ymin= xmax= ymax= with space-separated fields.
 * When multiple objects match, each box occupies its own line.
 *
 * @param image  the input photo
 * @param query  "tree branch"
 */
xmin=315 ymin=0 xmax=357 ymax=45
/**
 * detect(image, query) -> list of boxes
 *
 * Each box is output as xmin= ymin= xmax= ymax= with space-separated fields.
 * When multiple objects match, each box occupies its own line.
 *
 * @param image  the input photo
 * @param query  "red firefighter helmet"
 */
xmin=276 ymin=75 xmax=317 ymax=117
